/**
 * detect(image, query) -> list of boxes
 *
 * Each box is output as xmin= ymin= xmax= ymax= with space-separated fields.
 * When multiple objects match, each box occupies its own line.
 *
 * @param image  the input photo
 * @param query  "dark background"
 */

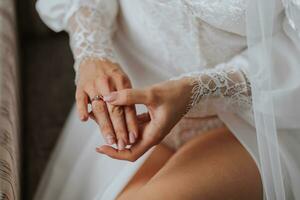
xmin=16 ymin=1 xmax=76 ymax=199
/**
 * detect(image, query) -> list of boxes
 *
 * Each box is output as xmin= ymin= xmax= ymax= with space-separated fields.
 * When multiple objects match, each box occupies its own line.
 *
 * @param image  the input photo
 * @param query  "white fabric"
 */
xmin=247 ymin=1 xmax=286 ymax=199
xmin=35 ymin=0 xmax=300 ymax=199
xmin=246 ymin=0 xmax=300 ymax=199
xmin=172 ymin=57 xmax=252 ymax=119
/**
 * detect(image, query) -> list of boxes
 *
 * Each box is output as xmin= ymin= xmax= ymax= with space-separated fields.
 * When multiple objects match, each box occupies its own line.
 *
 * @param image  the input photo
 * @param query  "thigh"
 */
xmin=117 ymin=144 xmax=175 ymax=200
xmin=126 ymin=127 xmax=263 ymax=200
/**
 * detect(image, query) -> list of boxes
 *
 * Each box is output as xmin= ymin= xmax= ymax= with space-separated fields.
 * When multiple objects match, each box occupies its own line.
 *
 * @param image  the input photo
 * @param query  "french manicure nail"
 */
xmin=133 ymin=131 xmax=138 ymax=139
xmin=118 ymin=139 xmax=125 ymax=151
xmin=103 ymin=92 xmax=117 ymax=102
xmin=80 ymin=115 xmax=86 ymax=121
xmin=129 ymin=132 xmax=136 ymax=144
xmin=106 ymin=136 xmax=115 ymax=145
xmin=96 ymin=147 xmax=103 ymax=153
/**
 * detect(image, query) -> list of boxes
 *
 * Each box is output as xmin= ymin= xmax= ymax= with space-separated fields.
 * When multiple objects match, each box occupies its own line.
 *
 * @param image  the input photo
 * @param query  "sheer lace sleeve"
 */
xmin=36 ymin=0 xmax=119 ymax=83
xmin=174 ymin=54 xmax=252 ymax=118
xmin=66 ymin=0 xmax=119 ymax=83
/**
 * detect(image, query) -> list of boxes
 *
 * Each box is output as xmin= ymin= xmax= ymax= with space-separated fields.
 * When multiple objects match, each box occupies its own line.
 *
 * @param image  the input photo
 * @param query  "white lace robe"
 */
xmin=34 ymin=0 xmax=300 ymax=200
xmin=37 ymin=0 xmax=252 ymax=141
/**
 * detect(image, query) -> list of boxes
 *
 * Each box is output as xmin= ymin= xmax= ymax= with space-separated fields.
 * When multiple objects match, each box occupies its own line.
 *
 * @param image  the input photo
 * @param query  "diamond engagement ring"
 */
xmin=91 ymin=95 xmax=103 ymax=102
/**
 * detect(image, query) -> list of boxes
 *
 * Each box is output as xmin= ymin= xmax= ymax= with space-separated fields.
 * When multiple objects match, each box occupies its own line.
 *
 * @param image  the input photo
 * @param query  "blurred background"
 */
xmin=16 ymin=0 xmax=75 ymax=199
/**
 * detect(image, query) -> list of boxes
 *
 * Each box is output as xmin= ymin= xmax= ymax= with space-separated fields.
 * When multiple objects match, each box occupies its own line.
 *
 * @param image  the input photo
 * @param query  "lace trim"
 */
xmin=182 ymin=64 xmax=252 ymax=116
xmin=163 ymin=116 xmax=224 ymax=150
xmin=66 ymin=5 xmax=119 ymax=83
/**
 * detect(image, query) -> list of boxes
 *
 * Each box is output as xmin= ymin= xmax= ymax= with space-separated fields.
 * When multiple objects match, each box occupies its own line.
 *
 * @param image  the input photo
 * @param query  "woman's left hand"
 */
xmin=96 ymin=77 xmax=193 ymax=161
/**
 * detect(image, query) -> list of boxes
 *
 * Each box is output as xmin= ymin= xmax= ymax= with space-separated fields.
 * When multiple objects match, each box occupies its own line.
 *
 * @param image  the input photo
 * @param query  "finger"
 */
xmin=96 ymin=78 xmax=129 ymax=150
xmin=107 ymin=105 xmax=129 ymax=150
xmin=89 ymin=112 xmax=97 ymax=124
xmin=115 ymin=76 xmax=139 ymax=144
xmin=96 ymin=136 xmax=153 ymax=162
xmin=92 ymin=100 xmax=116 ymax=145
xmin=124 ymin=106 xmax=139 ymax=144
xmin=85 ymin=85 xmax=116 ymax=145
xmin=103 ymin=88 xmax=150 ymax=106
xmin=97 ymin=123 xmax=157 ymax=161
xmin=75 ymin=88 xmax=89 ymax=121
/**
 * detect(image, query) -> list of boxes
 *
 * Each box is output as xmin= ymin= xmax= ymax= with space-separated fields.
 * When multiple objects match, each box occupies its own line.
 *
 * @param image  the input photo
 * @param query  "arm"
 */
xmin=36 ymin=0 xmax=139 ymax=149
xmin=37 ymin=0 xmax=119 ymax=82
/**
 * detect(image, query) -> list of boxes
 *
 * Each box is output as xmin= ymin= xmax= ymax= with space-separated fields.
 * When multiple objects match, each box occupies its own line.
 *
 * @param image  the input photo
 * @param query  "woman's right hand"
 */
xmin=75 ymin=59 xmax=139 ymax=150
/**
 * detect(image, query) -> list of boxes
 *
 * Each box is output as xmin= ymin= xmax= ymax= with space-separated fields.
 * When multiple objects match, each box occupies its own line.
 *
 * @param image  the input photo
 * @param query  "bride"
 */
xmin=34 ymin=0 xmax=300 ymax=199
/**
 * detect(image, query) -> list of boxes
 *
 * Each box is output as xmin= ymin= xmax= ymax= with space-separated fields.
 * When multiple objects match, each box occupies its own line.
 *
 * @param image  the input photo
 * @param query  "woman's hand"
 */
xmin=75 ymin=59 xmax=139 ymax=150
xmin=97 ymin=77 xmax=194 ymax=161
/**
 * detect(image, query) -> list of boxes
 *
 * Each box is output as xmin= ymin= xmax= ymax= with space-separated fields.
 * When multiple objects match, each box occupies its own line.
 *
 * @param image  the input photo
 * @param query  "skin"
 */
xmin=117 ymin=127 xmax=263 ymax=200
xmin=75 ymin=59 xmax=139 ymax=150
xmin=97 ymin=77 xmax=196 ymax=161
xmin=76 ymin=59 xmax=263 ymax=199
xmin=117 ymin=144 xmax=175 ymax=199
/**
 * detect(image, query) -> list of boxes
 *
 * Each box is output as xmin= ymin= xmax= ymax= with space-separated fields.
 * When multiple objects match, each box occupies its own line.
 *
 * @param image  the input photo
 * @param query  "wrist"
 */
xmin=179 ymin=77 xmax=194 ymax=97
xmin=78 ymin=57 xmax=121 ymax=75
xmin=79 ymin=57 xmax=113 ymax=68
xmin=176 ymin=77 xmax=195 ymax=113
xmin=76 ymin=57 xmax=123 ymax=86
xmin=75 ymin=57 xmax=109 ymax=82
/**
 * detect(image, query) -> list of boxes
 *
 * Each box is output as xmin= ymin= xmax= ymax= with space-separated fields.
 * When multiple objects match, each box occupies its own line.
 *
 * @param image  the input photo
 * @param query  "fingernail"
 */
xmin=129 ymin=132 xmax=136 ymax=144
xmin=118 ymin=139 xmax=125 ymax=151
xmin=106 ymin=136 xmax=115 ymax=145
xmin=96 ymin=147 xmax=103 ymax=153
xmin=103 ymin=92 xmax=117 ymax=102
xmin=80 ymin=115 xmax=87 ymax=121
xmin=133 ymin=131 xmax=138 ymax=139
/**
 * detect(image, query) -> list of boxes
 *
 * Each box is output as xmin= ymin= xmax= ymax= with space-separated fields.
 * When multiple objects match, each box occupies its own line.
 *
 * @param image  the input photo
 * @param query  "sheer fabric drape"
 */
xmin=247 ymin=0 xmax=300 ymax=199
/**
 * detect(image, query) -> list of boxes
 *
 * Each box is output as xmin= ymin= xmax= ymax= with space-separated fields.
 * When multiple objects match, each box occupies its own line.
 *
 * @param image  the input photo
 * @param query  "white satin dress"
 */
xmin=34 ymin=0 xmax=300 ymax=199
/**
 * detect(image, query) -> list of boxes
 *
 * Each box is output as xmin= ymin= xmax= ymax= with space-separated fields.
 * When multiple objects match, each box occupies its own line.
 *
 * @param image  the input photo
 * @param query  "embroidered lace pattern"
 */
xmin=163 ymin=116 xmax=225 ymax=149
xmin=65 ymin=0 xmax=252 ymax=117
xmin=176 ymin=64 xmax=252 ymax=117
xmin=182 ymin=0 xmax=247 ymax=35
xmin=66 ymin=1 xmax=118 ymax=83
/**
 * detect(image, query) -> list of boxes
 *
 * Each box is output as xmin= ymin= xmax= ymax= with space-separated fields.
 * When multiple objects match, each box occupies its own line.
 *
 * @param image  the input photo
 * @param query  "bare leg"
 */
xmin=117 ymin=144 xmax=175 ymax=199
xmin=118 ymin=127 xmax=263 ymax=200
